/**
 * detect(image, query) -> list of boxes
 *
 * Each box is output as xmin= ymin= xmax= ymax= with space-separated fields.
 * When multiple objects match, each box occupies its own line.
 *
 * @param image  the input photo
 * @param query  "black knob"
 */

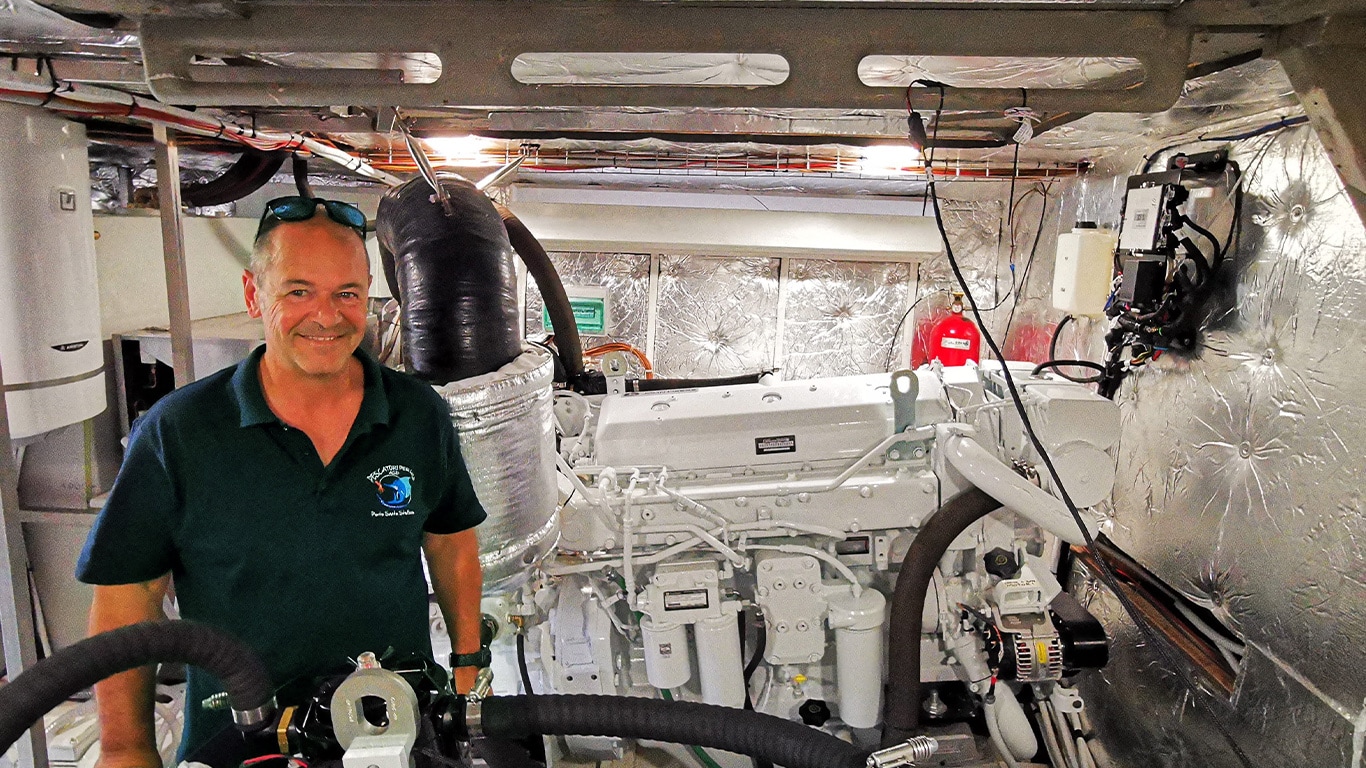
xmin=798 ymin=699 xmax=831 ymax=727
xmin=984 ymin=548 xmax=1020 ymax=579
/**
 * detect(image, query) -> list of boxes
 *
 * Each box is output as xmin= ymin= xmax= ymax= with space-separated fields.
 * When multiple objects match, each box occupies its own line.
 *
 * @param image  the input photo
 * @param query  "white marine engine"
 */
xmin=507 ymin=361 xmax=1119 ymax=763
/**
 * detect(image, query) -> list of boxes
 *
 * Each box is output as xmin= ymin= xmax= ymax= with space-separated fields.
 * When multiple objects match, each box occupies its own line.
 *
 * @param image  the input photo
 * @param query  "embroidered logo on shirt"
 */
xmin=368 ymin=465 xmax=415 ymax=510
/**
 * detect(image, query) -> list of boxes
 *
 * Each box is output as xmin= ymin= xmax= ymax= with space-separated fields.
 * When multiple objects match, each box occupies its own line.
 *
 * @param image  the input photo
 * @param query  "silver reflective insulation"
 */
xmin=1065 ymin=123 xmax=1366 ymax=766
xmin=653 ymin=255 xmax=780 ymax=377
xmin=435 ymin=347 xmax=559 ymax=591
xmin=780 ymin=259 xmax=913 ymax=380
xmin=857 ymin=55 xmax=1144 ymax=89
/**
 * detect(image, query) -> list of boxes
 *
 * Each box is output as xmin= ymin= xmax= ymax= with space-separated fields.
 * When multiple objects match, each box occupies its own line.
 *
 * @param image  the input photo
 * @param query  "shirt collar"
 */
xmin=231 ymin=344 xmax=391 ymax=429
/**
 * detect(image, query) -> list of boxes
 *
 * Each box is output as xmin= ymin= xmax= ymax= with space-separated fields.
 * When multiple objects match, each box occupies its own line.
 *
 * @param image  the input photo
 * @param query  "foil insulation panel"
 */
xmin=516 ymin=193 xmax=1061 ymax=379
xmin=1066 ymin=124 xmax=1366 ymax=766
xmin=435 ymin=347 xmax=558 ymax=591
xmin=1070 ymin=564 xmax=1358 ymax=768
xmin=652 ymin=255 xmax=780 ymax=378
xmin=780 ymin=259 xmax=914 ymax=380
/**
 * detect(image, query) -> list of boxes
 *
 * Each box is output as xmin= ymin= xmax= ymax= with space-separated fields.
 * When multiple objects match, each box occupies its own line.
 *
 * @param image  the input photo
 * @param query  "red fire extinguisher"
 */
xmin=927 ymin=291 xmax=981 ymax=366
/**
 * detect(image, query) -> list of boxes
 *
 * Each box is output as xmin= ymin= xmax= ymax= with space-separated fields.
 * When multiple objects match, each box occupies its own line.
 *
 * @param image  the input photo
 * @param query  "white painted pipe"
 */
xmin=641 ymin=617 xmax=691 ymax=690
xmin=828 ymin=588 xmax=886 ymax=729
xmin=694 ymin=612 xmax=746 ymax=708
xmin=940 ymin=429 xmax=1097 ymax=544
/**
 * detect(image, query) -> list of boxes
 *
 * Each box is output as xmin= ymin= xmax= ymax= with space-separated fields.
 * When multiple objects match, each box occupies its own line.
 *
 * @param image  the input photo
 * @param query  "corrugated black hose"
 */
xmin=481 ymin=695 xmax=867 ymax=768
xmin=883 ymin=488 xmax=1002 ymax=746
xmin=0 ymin=621 xmax=274 ymax=754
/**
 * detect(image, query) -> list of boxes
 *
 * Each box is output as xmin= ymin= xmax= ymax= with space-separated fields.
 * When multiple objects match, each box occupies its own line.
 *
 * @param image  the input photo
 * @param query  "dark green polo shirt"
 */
xmin=77 ymin=345 xmax=486 ymax=757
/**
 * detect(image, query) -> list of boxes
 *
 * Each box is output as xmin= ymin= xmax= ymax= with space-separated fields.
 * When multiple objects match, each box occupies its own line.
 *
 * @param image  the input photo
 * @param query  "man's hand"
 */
xmin=90 ymin=576 xmax=171 ymax=768
xmin=423 ymin=529 xmax=483 ymax=695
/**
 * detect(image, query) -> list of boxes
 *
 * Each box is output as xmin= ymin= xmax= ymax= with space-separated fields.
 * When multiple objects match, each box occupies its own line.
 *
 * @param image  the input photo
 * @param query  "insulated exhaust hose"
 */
xmin=377 ymin=175 xmax=522 ymax=384
xmin=0 ymin=621 xmax=274 ymax=754
xmin=883 ymin=487 xmax=1002 ymax=745
xmin=481 ymin=694 xmax=868 ymax=768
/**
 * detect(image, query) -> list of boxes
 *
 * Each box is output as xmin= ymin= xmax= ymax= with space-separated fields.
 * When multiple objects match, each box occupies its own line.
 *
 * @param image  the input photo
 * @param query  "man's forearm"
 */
xmin=424 ymin=530 xmax=484 ymax=690
xmin=90 ymin=579 xmax=170 ymax=768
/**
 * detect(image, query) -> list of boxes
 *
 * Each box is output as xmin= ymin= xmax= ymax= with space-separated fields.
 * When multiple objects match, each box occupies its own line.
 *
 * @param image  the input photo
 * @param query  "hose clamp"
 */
xmin=232 ymin=697 xmax=277 ymax=730
xmin=464 ymin=698 xmax=484 ymax=739
xmin=867 ymin=737 xmax=939 ymax=768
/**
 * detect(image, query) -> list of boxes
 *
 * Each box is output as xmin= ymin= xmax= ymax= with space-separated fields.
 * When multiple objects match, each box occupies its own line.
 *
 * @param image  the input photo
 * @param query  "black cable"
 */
xmin=1001 ymin=187 xmax=1050 ymax=348
xmin=516 ymin=632 xmax=535 ymax=696
xmin=1048 ymin=315 xmax=1074 ymax=362
xmin=738 ymin=609 xmax=752 ymax=711
xmin=1031 ymin=359 xmax=1106 ymax=384
xmin=742 ymin=609 xmax=766 ymax=695
xmin=883 ymin=291 xmax=939 ymax=371
xmin=925 ymin=181 xmax=1257 ymax=768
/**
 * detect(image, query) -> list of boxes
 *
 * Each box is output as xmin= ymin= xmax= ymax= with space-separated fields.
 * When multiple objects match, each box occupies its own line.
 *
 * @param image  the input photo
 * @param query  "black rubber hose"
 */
xmin=482 ymin=695 xmax=867 ymax=768
xmin=0 ymin=621 xmax=274 ymax=754
xmin=493 ymin=203 xmax=584 ymax=381
xmin=292 ymin=154 xmax=316 ymax=198
xmin=883 ymin=488 xmax=1002 ymax=746
xmin=377 ymin=175 xmax=522 ymax=384
xmin=180 ymin=150 xmax=286 ymax=208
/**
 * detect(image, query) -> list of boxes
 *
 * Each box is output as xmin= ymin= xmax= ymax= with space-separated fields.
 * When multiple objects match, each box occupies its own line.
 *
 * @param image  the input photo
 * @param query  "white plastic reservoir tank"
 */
xmin=0 ymin=103 xmax=105 ymax=441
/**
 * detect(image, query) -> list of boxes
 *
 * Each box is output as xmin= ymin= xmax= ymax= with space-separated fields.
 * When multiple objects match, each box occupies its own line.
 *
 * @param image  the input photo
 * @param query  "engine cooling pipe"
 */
xmin=480 ymin=694 xmax=868 ymax=768
xmin=0 ymin=621 xmax=275 ymax=753
xmin=377 ymin=175 xmax=522 ymax=384
xmin=883 ymin=487 xmax=1002 ymax=746
xmin=493 ymin=202 xmax=585 ymax=382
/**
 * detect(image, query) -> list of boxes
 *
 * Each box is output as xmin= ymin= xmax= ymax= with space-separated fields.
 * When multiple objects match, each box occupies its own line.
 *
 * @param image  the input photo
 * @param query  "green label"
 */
xmin=543 ymin=296 xmax=607 ymax=334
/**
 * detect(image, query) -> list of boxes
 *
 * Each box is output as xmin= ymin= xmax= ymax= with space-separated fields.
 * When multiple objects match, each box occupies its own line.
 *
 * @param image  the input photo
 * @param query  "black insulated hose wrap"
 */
xmin=377 ymin=175 xmax=522 ymax=385
xmin=482 ymin=695 xmax=868 ymax=768
xmin=883 ymin=488 xmax=1002 ymax=746
xmin=0 ymin=620 xmax=274 ymax=754
xmin=494 ymin=203 xmax=584 ymax=382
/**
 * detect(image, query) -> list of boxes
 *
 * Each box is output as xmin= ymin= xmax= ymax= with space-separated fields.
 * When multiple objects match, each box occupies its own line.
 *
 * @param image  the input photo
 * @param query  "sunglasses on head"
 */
xmin=255 ymin=196 xmax=369 ymax=242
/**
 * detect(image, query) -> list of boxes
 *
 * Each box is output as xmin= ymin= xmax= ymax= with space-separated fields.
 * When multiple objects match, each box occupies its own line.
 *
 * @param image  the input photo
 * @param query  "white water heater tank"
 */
xmin=0 ymin=103 xmax=105 ymax=441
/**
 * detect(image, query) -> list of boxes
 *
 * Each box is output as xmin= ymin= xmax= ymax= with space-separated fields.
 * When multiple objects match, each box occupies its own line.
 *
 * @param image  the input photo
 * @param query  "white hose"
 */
xmin=983 ymin=699 xmax=1022 ymax=768
xmin=1046 ymin=700 xmax=1082 ymax=768
xmin=1075 ymin=737 xmax=1098 ymax=768
xmin=1035 ymin=701 xmax=1071 ymax=768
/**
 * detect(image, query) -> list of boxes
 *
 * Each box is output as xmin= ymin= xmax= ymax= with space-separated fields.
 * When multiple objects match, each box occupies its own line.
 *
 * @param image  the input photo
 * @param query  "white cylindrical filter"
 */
xmin=0 ymin=103 xmax=105 ymax=441
xmin=1051 ymin=224 xmax=1118 ymax=316
xmin=640 ymin=616 xmax=691 ymax=690
xmin=827 ymin=588 xmax=887 ymax=729
xmin=694 ymin=612 xmax=745 ymax=708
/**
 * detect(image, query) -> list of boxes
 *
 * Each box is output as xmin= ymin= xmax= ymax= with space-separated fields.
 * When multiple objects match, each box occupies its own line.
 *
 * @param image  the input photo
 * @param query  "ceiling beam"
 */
xmin=139 ymin=3 xmax=1191 ymax=114
xmin=1269 ymin=14 xmax=1366 ymax=223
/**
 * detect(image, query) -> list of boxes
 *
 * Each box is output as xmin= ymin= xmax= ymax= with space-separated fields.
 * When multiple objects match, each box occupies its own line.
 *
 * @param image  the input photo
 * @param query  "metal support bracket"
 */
xmin=888 ymin=370 xmax=928 ymax=463
xmin=153 ymin=124 xmax=195 ymax=387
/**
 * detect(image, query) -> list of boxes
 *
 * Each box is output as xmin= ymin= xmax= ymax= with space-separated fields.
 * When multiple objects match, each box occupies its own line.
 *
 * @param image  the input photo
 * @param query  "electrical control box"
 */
xmin=1118 ymin=185 xmax=1178 ymax=253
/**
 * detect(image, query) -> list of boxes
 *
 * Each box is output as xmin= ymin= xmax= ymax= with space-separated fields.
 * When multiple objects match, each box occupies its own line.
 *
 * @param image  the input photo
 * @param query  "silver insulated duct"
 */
xmin=435 ymin=346 xmax=559 ymax=590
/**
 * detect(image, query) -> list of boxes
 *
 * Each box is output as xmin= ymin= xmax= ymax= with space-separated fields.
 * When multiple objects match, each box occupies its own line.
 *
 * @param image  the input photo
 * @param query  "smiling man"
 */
xmin=76 ymin=197 xmax=487 ymax=768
